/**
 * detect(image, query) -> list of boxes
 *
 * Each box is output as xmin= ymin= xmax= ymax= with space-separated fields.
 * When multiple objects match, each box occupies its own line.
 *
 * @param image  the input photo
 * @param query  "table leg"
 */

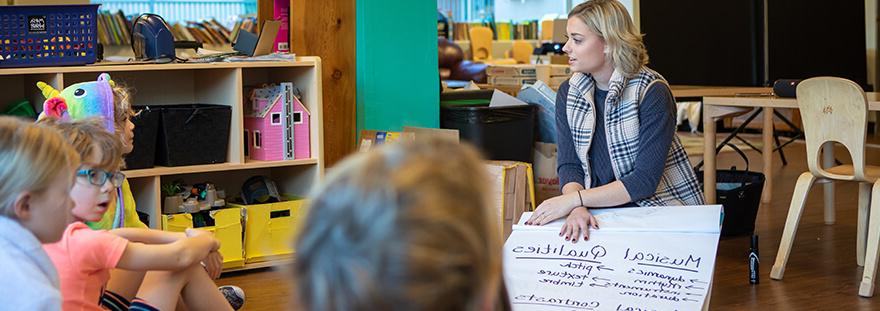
xmin=762 ymin=108 xmax=774 ymax=204
xmin=703 ymin=106 xmax=717 ymax=204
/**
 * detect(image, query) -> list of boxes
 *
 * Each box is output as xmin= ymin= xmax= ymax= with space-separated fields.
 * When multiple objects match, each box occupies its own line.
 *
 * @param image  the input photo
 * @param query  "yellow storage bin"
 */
xmin=229 ymin=197 xmax=308 ymax=263
xmin=161 ymin=207 xmax=245 ymax=269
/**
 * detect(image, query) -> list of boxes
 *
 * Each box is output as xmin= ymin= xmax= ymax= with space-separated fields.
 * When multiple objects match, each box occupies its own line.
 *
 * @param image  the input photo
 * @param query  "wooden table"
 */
xmin=670 ymin=85 xmax=772 ymax=98
xmin=702 ymin=94 xmax=880 ymax=210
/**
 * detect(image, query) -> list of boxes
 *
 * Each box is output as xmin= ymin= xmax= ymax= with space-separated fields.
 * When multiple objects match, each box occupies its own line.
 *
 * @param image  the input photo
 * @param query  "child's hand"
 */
xmin=185 ymin=228 xmax=211 ymax=238
xmin=202 ymin=251 xmax=223 ymax=279
xmin=560 ymin=207 xmax=599 ymax=243
xmin=185 ymin=228 xmax=220 ymax=251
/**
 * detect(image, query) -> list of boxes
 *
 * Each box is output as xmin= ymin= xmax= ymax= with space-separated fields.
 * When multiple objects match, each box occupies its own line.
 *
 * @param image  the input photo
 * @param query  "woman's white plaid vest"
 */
xmin=565 ymin=67 xmax=705 ymax=206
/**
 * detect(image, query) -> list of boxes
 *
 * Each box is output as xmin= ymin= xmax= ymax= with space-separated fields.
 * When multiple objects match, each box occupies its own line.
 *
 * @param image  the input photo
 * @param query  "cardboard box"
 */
xmin=487 ymin=64 xmax=538 ymax=77
xmin=485 ymin=161 xmax=535 ymax=239
xmin=487 ymin=64 xmax=570 ymax=78
xmin=489 ymin=76 xmax=538 ymax=87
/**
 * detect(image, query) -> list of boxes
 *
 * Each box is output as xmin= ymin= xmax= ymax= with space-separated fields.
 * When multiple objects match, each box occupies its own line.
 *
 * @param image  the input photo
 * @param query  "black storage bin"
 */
xmin=695 ymin=144 xmax=765 ymax=237
xmin=124 ymin=106 xmax=159 ymax=169
xmin=441 ymin=103 xmax=536 ymax=163
xmin=155 ymin=104 xmax=231 ymax=167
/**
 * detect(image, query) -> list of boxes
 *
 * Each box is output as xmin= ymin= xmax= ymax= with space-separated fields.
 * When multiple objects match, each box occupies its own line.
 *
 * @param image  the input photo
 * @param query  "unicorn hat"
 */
xmin=36 ymin=73 xmax=116 ymax=131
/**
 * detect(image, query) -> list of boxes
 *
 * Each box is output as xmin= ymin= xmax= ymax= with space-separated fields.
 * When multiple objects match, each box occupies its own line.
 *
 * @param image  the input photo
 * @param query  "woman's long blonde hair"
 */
xmin=0 ymin=116 xmax=79 ymax=217
xmin=569 ymin=0 xmax=648 ymax=78
xmin=294 ymin=138 xmax=501 ymax=311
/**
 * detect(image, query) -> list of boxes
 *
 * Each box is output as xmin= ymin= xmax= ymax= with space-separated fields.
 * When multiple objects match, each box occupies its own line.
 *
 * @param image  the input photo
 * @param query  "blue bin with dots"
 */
xmin=0 ymin=4 xmax=99 ymax=68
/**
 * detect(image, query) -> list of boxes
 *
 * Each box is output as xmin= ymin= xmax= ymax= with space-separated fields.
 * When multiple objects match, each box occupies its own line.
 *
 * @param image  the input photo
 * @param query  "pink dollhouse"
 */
xmin=244 ymin=83 xmax=310 ymax=161
xmin=291 ymin=92 xmax=311 ymax=159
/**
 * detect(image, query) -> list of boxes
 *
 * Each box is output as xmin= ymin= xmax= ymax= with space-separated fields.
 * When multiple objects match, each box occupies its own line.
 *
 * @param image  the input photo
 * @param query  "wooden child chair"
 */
xmin=507 ymin=40 xmax=534 ymax=64
xmin=468 ymin=26 xmax=516 ymax=65
xmin=769 ymin=77 xmax=880 ymax=297
xmin=469 ymin=26 xmax=495 ymax=62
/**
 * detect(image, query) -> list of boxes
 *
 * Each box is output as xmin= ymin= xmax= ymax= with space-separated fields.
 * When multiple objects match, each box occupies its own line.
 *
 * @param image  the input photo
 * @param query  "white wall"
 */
xmin=494 ymin=0 xmax=634 ymax=22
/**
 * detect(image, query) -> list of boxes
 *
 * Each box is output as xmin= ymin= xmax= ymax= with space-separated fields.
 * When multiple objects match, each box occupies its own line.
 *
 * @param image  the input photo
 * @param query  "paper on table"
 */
xmin=489 ymin=89 xmax=528 ymax=107
xmin=515 ymin=205 xmax=722 ymax=234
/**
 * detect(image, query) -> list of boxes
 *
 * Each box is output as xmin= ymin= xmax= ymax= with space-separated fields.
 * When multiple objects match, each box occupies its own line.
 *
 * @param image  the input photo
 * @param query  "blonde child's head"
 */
xmin=39 ymin=118 xmax=124 ymax=223
xmin=110 ymin=83 xmax=136 ymax=156
xmin=0 ymin=116 xmax=79 ymax=243
xmin=294 ymin=138 xmax=501 ymax=311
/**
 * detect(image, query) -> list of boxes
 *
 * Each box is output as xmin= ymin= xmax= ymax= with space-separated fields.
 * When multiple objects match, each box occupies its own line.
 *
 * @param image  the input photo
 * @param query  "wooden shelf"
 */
xmin=0 ymin=57 xmax=320 ymax=76
xmin=124 ymin=159 xmax=319 ymax=178
xmin=223 ymin=255 xmax=294 ymax=273
xmin=3 ymin=61 xmax=324 ymax=271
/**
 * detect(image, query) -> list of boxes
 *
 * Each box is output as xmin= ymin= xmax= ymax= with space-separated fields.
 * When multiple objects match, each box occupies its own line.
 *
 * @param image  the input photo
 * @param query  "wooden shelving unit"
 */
xmin=0 ymin=57 xmax=324 ymax=271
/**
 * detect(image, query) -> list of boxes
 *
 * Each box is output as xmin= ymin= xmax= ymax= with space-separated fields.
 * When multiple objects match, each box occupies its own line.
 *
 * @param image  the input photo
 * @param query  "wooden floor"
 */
xmin=216 ymin=136 xmax=880 ymax=310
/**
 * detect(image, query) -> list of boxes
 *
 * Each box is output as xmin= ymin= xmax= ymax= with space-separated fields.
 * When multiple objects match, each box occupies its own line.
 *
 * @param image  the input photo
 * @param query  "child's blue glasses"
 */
xmin=76 ymin=168 xmax=125 ymax=187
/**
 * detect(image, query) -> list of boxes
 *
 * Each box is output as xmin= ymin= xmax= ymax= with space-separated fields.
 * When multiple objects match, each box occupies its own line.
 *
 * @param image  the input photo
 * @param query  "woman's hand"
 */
xmin=526 ymin=192 xmax=579 ymax=225
xmin=560 ymin=207 xmax=599 ymax=243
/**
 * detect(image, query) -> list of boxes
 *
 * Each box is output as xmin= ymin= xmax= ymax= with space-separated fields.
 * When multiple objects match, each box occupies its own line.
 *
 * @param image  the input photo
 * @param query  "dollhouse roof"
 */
xmin=249 ymin=87 xmax=283 ymax=118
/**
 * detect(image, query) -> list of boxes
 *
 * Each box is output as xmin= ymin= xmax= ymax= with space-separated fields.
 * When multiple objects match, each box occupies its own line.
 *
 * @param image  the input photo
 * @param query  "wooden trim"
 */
xmin=123 ymin=159 xmax=319 ymax=178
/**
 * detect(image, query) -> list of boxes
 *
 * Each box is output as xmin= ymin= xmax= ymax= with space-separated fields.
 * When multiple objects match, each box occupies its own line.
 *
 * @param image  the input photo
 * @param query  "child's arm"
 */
xmin=114 ymin=229 xmax=219 ymax=271
xmin=110 ymin=227 xmax=186 ymax=244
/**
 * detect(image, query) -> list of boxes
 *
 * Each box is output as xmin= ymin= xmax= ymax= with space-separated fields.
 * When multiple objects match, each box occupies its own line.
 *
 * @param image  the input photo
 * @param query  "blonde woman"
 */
xmin=527 ymin=0 xmax=704 ymax=240
xmin=293 ymin=139 xmax=502 ymax=311
xmin=0 ymin=116 xmax=79 ymax=310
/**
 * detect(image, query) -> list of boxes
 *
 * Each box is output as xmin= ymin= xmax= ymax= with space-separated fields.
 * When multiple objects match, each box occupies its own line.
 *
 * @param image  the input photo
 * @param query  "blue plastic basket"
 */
xmin=0 ymin=4 xmax=99 ymax=68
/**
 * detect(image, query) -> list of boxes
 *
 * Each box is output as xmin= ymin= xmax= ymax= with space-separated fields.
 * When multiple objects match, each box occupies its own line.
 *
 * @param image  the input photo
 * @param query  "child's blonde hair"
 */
xmin=38 ymin=118 xmax=123 ymax=171
xmin=294 ymin=139 xmax=501 ymax=311
xmin=0 ymin=116 xmax=79 ymax=217
xmin=111 ymin=84 xmax=134 ymax=143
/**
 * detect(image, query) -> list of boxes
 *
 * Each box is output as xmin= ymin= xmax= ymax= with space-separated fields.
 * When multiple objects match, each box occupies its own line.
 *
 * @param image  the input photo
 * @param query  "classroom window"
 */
xmin=254 ymin=130 xmax=261 ymax=149
xmin=293 ymin=112 xmax=302 ymax=124
xmin=271 ymin=112 xmax=282 ymax=125
xmin=92 ymin=0 xmax=258 ymax=24
xmin=438 ymin=1 xmax=633 ymax=23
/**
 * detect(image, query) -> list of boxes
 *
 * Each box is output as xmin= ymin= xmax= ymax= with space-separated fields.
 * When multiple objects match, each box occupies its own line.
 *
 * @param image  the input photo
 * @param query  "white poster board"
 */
xmin=504 ymin=205 xmax=722 ymax=311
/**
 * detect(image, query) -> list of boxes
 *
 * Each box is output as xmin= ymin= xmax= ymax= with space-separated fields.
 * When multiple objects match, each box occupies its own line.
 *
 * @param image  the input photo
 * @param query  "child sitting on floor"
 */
xmin=293 ymin=138 xmax=503 ymax=311
xmin=36 ymin=73 xmax=145 ymax=230
xmin=41 ymin=118 xmax=240 ymax=311
xmin=0 ymin=116 xmax=79 ymax=310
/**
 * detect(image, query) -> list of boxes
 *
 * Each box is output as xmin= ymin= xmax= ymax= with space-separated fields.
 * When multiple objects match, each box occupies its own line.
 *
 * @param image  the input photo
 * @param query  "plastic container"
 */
xmin=155 ymin=104 xmax=231 ymax=167
xmin=228 ymin=196 xmax=308 ymax=263
xmin=162 ymin=207 xmax=245 ymax=269
xmin=441 ymin=103 xmax=536 ymax=163
xmin=0 ymin=5 xmax=99 ymax=68
xmin=2 ymin=99 xmax=35 ymax=118
xmin=124 ymin=106 xmax=159 ymax=169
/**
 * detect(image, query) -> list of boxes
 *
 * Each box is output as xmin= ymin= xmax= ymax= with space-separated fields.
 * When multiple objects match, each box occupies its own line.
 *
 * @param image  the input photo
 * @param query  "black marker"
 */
xmin=749 ymin=235 xmax=759 ymax=284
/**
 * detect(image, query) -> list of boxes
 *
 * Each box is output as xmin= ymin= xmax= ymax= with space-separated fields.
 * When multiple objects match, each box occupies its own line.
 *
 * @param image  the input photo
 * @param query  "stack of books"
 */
xmin=96 ymin=10 xmax=257 ymax=47
xmin=96 ymin=10 xmax=132 ymax=46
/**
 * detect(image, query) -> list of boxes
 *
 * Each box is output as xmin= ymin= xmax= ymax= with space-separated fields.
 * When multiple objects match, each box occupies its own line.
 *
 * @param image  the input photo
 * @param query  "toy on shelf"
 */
xmin=162 ymin=180 xmax=227 ymax=214
xmin=243 ymin=82 xmax=310 ymax=161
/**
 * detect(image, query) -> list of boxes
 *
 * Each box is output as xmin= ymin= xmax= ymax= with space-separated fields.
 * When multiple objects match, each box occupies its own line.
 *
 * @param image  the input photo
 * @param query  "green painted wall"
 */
xmin=356 ymin=0 xmax=439 ymax=132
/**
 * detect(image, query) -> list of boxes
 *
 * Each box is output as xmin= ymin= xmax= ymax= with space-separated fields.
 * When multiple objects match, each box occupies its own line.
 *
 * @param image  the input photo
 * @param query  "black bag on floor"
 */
xmin=695 ymin=143 xmax=765 ymax=237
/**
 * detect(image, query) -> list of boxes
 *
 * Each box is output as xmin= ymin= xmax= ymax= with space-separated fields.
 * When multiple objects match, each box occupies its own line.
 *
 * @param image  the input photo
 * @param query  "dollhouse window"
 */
xmin=254 ymin=131 xmax=262 ymax=149
xmin=244 ymin=130 xmax=250 ymax=156
xmin=271 ymin=112 xmax=282 ymax=125
xmin=293 ymin=112 xmax=303 ymax=124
